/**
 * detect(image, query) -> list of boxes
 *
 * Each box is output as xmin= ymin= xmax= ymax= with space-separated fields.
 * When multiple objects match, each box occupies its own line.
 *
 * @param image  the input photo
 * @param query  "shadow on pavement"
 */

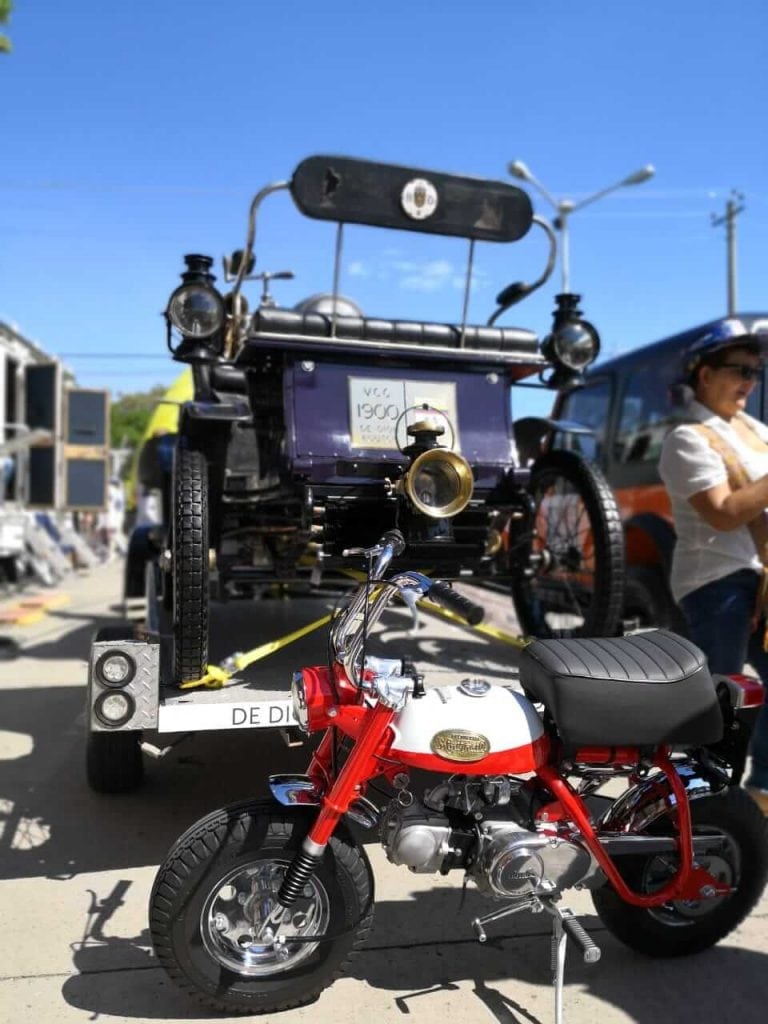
xmin=60 ymin=880 xmax=768 ymax=1023
xmin=0 ymin=683 xmax=311 ymax=881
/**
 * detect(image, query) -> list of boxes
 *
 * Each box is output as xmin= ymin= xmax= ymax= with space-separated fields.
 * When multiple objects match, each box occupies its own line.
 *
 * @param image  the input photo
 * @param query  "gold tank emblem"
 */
xmin=431 ymin=729 xmax=491 ymax=762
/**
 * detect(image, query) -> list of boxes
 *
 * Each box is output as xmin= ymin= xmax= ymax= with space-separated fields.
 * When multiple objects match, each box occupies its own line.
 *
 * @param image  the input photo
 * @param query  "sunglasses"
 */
xmin=719 ymin=362 xmax=763 ymax=382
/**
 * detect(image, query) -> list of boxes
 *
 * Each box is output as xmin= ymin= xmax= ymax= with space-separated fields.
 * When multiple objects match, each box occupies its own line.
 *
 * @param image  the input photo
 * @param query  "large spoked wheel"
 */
xmin=149 ymin=800 xmax=374 ymax=1016
xmin=172 ymin=445 xmax=209 ymax=685
xmin=592 ymin=788 xmax=768 ymax=957
xmin=510 ymin=450 xmax=624 ymax=638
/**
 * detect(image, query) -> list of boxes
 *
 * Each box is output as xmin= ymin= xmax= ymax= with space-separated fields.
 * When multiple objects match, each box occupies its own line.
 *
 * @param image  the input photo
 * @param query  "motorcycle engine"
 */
xmin=380 ymin=777 xmax=595 ymax=897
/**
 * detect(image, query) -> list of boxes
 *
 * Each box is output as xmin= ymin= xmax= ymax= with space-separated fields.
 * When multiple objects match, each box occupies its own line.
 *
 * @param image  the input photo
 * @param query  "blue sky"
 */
xmin=1 ymin=0 xmax=766 ymax=420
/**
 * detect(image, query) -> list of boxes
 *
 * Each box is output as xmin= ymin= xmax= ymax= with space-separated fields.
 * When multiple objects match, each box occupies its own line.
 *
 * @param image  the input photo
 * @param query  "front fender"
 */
xmin=599 ymin=761 xmax=727 ymax=834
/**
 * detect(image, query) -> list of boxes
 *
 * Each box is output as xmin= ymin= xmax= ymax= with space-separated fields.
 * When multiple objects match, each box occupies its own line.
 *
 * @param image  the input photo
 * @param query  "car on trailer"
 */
xmin=86 ymin=154 xmax=625 ymax=792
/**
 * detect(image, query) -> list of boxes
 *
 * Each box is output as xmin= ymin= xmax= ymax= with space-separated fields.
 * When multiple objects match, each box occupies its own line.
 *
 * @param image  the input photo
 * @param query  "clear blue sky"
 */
xmin=1 ymin=0 xmax=766 ymax=419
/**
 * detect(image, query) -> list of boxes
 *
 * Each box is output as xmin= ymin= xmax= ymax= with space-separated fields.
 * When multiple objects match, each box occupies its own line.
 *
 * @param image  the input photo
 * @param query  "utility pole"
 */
xmin=711 ymin=190 xmax=745 ymax=315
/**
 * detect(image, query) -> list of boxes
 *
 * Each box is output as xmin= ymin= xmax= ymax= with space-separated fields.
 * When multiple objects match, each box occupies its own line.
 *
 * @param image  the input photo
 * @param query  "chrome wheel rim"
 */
xmin=201 ymin=859 xmax=330 ymax=976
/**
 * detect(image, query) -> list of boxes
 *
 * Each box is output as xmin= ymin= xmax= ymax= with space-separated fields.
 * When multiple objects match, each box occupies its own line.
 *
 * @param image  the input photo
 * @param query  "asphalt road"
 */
xmin=1 ymin=561 xmax=767 ymax=1024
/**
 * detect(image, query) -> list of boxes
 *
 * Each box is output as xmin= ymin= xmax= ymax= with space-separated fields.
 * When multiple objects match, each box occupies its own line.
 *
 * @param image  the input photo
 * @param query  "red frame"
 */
xmin=299 ymin=664 xmax=731 ymax=907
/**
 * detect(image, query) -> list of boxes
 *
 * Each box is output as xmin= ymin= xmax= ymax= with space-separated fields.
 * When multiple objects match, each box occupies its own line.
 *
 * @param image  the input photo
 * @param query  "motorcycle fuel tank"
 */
xmin=388 ymin=679 xmax=548 ymax=774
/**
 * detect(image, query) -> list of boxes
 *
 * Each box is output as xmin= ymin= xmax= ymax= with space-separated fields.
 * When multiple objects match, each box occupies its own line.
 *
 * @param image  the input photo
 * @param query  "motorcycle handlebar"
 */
xmin=428 ymin=580 xmax=485 ymax=626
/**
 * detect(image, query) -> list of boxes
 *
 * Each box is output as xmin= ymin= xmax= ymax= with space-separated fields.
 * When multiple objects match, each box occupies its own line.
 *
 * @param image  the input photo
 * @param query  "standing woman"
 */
xmin=659 ymin=318 xmax=768 ymax=813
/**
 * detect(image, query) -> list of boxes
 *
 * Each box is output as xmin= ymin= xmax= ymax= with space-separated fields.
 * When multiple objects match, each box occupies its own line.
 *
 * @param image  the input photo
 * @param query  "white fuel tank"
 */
xmin=388 ymin=679 xmax=547 ymax=774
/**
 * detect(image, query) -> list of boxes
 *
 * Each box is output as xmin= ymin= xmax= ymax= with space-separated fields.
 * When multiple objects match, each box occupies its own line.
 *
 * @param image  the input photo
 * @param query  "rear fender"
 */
xmin=599 ymin=761 xmax=726 ymax=835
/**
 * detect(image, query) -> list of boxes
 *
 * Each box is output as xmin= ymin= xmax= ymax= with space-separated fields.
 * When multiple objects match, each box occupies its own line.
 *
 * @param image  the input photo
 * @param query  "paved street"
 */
xmin=0 ymin=563 xmax=767 ymax=1024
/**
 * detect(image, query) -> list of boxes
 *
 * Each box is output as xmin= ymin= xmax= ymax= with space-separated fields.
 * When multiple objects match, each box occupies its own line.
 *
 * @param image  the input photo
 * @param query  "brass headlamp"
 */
xmin=398 ymin=419 xmax=474 ymax=519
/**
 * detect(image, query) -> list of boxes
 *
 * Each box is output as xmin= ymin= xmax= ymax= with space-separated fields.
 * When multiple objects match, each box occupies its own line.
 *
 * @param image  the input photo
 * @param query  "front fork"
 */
xmin=276 ymin=702 xmax=395 ymax=908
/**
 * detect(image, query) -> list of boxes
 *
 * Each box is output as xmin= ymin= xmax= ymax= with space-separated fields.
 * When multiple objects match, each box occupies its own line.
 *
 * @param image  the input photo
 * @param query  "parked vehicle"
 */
xmin=149 ymin=529 xmax=768 ymax=1023
xmin=546 ymin=313 xmax=768 ymax=630
xmin=159 ymin=155 xmax=624 ymax=683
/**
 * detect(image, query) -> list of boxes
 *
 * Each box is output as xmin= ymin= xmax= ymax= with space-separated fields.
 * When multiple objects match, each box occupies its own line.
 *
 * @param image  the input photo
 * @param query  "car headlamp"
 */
xmin=402 ymin=449 xmax=474 ymax=519
xmin=167 ymin=283 xmax=225 ymax=339
xmin=95 ymin=650 xmax=136 ymax=688
xmin=542 ymin=319 xmax=600 ymax=372
xmin=94 ymin=689 xmax=135 ymax=728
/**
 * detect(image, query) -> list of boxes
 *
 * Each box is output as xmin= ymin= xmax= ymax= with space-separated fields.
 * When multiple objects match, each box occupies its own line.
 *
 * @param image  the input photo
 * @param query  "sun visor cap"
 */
xmin=683 ymin=317 xmax=768 ymax=378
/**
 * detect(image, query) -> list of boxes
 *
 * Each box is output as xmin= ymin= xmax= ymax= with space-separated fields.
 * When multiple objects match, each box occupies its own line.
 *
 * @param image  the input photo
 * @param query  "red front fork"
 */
xmin=538 ymin=749 xmax=730 ymax=906
xmin=306 ymin=701 xmax=396 ymax=847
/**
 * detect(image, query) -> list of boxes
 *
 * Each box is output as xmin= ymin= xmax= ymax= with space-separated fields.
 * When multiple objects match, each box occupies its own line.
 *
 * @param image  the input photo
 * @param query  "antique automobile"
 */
xmin=161 ymin=155 xmax=624 ymax=684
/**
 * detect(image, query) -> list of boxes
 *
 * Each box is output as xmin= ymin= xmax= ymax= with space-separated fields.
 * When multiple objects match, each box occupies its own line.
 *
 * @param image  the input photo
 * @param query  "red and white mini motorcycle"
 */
xmin=150 ymin=530 xmax=768 ymax=1024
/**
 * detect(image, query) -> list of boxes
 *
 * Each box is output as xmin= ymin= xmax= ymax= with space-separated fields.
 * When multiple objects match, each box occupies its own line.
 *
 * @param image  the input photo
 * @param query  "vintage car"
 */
xmin=156 ymin=155 xmax=624 ymax=683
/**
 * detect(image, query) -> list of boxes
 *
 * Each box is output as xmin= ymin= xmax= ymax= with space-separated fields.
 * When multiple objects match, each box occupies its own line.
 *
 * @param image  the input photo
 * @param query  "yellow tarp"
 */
xmin=125 ymin=368 xmax=193 ymax=509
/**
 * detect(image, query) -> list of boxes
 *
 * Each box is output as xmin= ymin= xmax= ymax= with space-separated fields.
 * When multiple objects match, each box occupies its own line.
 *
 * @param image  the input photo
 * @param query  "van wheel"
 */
xmin=622 ymin=565 xmax=688 ymax=634
xmin=173 ymin=446 xmax=209 ymax=685
xmin=510 ymin=450 xmax=625 ymax=639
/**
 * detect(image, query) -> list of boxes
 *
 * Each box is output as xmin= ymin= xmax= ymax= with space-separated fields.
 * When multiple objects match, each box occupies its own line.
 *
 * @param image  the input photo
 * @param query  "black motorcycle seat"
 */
xmin=245 ymin=307 xmax=540 ymax=355
xmin=517 ymin=629 xmax=723 ymax=749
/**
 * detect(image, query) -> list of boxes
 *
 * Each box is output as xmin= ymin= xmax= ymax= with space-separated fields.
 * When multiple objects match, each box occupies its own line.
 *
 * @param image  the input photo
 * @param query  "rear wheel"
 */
xmin=150 ymin=800 xmax=374 ymax=1015
xmin=592 ymin=788 xmax=768 ymax=956
xmin=172 ymin=446 xmax=209 ymax=684
xmin=510 ymin=450 xmax=625 ymax=638
xmin=622 ymin=564 xmax=688 ymax=634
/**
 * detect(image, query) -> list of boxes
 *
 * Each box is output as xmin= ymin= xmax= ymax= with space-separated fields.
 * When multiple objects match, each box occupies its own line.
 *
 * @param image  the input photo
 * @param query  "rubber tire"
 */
xmin=511 ymin=450 xmax=625 ymax=638
xmin=85 ymin=730 xmax=144 ymax=794
xmin=149 ymin=800 xmax=374 ymax=1016
xmin=172 ymin=446 xmax=209 ymax=684
xmin=592 ymin=787 xmax=768 ymax=957
xmin=622 ymin=564 xmax=688 ymax=635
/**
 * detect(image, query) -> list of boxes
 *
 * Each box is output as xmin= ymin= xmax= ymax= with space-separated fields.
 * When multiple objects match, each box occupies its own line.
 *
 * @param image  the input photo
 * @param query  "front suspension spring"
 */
xmin=278 ymin=850 xmax=324 ymax=907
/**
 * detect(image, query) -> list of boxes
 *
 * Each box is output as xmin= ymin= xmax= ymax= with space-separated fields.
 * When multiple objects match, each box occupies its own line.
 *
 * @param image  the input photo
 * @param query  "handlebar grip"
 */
xmin=428 ymin=580 xmax=485 ymax=626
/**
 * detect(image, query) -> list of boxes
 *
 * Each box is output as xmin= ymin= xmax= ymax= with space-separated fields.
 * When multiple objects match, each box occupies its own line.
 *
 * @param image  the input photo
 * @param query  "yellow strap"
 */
xmin=418 ymin=598 xmax=529 ymax=649
xmin=178 ymin=613 xmax=333 ymax=690
xmin=233 ymin=613 xmax=333 ymax=671
xmin=179 ymin=664 xmax=230 ymax=690
xmin=179 ymin=585 xmax=526 ymax=689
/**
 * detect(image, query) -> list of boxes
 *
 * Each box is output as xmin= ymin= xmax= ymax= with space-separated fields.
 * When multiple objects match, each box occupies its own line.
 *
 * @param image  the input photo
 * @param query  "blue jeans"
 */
xmin=680 ymin=569 xmax=768 ymax=790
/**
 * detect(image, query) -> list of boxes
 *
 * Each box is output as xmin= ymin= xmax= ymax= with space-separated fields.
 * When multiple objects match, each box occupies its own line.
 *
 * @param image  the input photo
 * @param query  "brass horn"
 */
xmin=400 ymin=448 xmax=474 ymax=519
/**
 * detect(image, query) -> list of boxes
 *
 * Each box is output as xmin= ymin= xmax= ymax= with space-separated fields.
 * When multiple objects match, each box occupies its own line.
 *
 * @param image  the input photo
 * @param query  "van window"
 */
xmin=554 ymin=378 xmax=611 ymax=463
xmin=614 ymin=351 xmax=685 ymax=465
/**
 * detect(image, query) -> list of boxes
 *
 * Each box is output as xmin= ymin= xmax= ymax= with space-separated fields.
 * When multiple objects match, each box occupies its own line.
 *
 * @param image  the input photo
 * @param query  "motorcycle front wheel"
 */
xmin=509 ymin=450 xmax=625 ymax=638
xmin=592 ymin=788 xmax=768 ymax=957
xmin=149 ymin=800 xmax=374 ymax=1015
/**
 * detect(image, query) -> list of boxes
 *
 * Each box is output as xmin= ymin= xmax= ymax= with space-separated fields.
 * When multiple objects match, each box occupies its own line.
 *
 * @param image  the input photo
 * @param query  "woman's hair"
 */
xmin=689 ymin=340 xmax=763 ymax=389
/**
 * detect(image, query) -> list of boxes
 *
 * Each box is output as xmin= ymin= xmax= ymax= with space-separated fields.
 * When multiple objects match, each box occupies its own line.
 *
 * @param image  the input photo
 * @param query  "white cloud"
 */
xmin=347 ymin=260 xmax=370 ymax=278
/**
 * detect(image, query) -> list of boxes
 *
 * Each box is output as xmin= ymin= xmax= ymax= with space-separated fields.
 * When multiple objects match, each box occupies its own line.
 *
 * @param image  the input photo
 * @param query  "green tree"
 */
xmin=0 ymin=0 xmax=13 ymax=54
xmin=111 ymin=385 xmax=167 ymax=453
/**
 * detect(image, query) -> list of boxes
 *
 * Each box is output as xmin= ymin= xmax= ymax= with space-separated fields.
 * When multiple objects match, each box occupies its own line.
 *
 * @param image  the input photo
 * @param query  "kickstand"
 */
xmin=544 ymin=904 xmax=601 ymax=1024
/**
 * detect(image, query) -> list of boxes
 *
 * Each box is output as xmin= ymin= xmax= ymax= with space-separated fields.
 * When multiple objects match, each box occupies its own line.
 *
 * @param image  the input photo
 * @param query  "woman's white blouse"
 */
xmin=659 ymin=399 xmax=768 ymax=601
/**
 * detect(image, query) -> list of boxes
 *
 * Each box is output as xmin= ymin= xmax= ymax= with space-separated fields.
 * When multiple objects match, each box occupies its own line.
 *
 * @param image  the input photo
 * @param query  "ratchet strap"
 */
xmin=179 ymin=580 xmax=527 ymax=689
xmin=179 ymin=612 xmax=333 ymax=689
